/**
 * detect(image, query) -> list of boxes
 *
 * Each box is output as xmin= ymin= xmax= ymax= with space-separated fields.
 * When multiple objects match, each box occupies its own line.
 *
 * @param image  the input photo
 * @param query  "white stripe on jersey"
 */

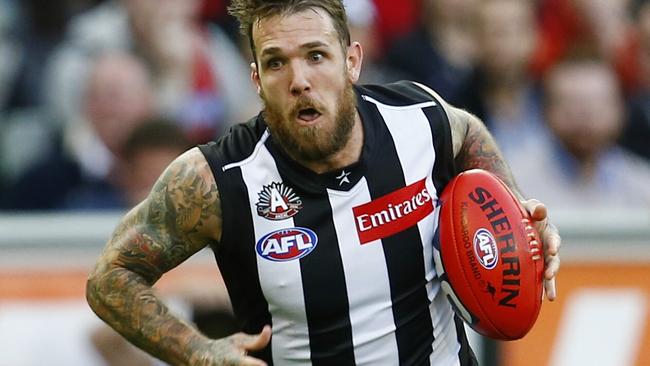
xmin=366 ymin=97 xmax=463 ymax=365
xmin=362 ymin=95 xmax=437 ymax=111
xmin=327 ymin=180 xmax=400 ymax=366
xmin=222 ymin=129 xmax=270 ymax=172
xmin=239 ymin=143 xmax=311 ymax=365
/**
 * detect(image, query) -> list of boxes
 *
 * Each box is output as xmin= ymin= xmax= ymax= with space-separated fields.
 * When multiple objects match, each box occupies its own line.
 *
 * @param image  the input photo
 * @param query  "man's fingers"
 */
xmin=233 ymin=325 xmax=271 ymax=352
xmin=529 ymin=200 xmax=548 ymax=223
xmin=208 ymin=329 xmax=271 ymax=366
xmin=246 ymin=325 xmax=272 ymax=352
xmin=545 ymin=253 xmax=561 ymax=280
xmin=542 ymin=223 xmax=562 ymax=256
xmin=522 ymin=199 xmax=561 ymax=266
xmin=522 ymin=199 xmax=546 ymax=220
xmin=522 ymin=199 xmax=549 ymax=236
xmin=544 ymin=277 xmax=557 ymax=301
xmin=522 ymin=198 xmax=561 ymax=302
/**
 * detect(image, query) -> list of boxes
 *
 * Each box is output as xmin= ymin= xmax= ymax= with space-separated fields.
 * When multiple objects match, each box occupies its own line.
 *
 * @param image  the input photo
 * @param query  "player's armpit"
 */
xmin=86 ymin=147 xmax=223 ymax=365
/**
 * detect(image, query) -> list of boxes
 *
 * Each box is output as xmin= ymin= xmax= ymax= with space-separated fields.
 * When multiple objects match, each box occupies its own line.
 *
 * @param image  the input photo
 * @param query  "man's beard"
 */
xmin=261 ymin=81 xmax=357 ymax=163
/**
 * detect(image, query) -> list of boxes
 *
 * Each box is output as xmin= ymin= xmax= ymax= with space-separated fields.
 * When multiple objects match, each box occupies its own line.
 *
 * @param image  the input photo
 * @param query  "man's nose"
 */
xmin=289 ymin=61 xmax=311 ymax=96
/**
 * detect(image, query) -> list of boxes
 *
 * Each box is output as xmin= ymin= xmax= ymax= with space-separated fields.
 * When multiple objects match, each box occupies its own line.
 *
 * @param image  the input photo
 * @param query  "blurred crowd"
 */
xmin=2 ymin=0 xmax=650 ymax=212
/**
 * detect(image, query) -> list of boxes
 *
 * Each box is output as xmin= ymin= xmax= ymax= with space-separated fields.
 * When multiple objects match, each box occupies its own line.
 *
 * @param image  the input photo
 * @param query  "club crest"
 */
xmin=256 ymin=182 xmax=303 ymax=220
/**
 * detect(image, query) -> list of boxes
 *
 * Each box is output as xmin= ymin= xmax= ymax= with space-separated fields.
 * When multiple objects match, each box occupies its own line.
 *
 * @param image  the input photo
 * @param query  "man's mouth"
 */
xmin=297 ymin=108 xmax=321 ymax=122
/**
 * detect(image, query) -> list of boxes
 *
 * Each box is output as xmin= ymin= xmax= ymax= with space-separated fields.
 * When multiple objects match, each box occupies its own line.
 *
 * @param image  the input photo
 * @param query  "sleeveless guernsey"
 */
xmin=199 ymin=81 xmax=477 ymax=366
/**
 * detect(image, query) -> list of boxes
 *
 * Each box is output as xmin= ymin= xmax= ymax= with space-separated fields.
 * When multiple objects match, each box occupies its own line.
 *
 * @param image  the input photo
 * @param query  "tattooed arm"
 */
xmin=411 ymin=82 xmax=519 ymax=193
xmin=446 ymin=100 xmax=561 ymax=302
xmin=446 ymin=106 xmax=522 ymax=198
xmin=86 ymin=148 xmax=270 ymax=366
xmin=413 ymin=82 xmax=561 ymax=301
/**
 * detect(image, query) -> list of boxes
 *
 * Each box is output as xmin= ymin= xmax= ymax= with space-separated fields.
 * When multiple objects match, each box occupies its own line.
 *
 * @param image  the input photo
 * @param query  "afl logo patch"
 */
xmin=256 ymin=227 xmax=318 ymax=262
xmin=256 ymin=182 xmax=303 ymax=220
xmin=473 ymin=228 xmax=499 ymax=270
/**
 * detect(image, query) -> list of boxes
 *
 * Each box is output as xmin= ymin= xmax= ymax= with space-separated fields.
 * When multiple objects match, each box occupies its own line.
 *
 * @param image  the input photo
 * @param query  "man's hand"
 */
xmin=521 ymin=199 xmax=561 ymax=301
xmin=196 ymin=326 xmax=272 ymax=366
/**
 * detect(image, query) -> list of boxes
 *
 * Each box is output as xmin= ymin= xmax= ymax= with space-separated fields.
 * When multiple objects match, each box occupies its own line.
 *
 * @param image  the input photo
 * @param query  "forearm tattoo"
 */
xmin=86 ymin=148 xmax=222 ymax=365
xmin=454 ymin=110 xmax=523 ymax=200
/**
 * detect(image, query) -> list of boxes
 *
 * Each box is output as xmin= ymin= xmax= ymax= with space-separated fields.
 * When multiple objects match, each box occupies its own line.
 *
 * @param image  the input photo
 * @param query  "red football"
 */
xmin=434 ymin=169 xmax=544 ymax=340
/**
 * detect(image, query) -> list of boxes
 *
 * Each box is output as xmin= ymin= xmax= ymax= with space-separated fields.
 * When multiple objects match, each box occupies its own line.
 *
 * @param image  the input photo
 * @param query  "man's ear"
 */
xmin=346 ymin=41 xmax=363 ymax=83
xmin=251 ymin=62 xmax=261 ymax=94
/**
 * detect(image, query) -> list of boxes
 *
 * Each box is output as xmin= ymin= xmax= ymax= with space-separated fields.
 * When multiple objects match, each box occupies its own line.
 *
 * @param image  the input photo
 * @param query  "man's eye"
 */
xmin=309 ymin=52 xmax=324 ymax=63
xmin=267 ymin=59 xmax=283 ymax=69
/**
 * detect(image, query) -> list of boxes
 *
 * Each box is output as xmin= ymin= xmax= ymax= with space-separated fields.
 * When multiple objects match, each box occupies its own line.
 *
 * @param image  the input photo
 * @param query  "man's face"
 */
xmin=251 ymin=8 xmax=362 ymax=162
xmin=85 ymin=54 xmax=154 ymax=156
xmin=545 ymin=63 xmax=623 ymax=160
xmin=478 ymin=0 xmax=536 ymax=78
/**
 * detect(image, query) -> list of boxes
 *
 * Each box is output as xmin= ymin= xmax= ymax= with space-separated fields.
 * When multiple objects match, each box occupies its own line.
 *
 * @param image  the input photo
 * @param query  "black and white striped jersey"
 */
xmin=199 ymin=81 xmax=477 ymax=366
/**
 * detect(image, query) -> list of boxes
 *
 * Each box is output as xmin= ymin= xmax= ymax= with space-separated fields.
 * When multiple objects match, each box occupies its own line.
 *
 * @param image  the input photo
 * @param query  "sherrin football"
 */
xmin=433 ymin=169 xmax=544 ymax=340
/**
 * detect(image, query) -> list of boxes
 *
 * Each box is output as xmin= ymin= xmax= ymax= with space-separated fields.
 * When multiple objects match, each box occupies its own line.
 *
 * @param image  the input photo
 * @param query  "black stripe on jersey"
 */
xmin=423 ymin=103 xmax=456 ymax=193
xmin=362 ymin=103 xmax=435 ymax=366
xmin=454 ymin=315 xmax=479 ymax=366
xmin=291 ymin=188 xmax=356 ymax=365
xmin=423 ymin=93 xmax=477 ymax=364
xmin=198 ymin=142 xmax=273 ymax=364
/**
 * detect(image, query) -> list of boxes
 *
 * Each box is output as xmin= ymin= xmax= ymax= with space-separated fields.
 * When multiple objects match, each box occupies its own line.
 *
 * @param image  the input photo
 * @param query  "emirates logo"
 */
xmin=352 ymin=178 xmax=434 ymax=244
xmin=256 ymin=182 xmax=303 ymax=220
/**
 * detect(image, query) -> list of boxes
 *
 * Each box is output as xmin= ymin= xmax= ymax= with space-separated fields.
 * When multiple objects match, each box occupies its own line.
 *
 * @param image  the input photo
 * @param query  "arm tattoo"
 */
xmin=86 ymin=148 xmax=223 ymax=365
xmin=452 ymin=108 xmax=523 ymax=199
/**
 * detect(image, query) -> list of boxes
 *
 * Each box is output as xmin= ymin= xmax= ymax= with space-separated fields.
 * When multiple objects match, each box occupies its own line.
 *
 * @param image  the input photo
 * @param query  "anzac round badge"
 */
xmin=256 ymin=182 xmax=303 ymax=220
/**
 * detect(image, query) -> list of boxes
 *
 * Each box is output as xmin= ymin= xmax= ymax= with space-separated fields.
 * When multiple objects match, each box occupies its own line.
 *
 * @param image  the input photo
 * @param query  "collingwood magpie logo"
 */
xmin=256 ymin=182 xmax=303 ymax=220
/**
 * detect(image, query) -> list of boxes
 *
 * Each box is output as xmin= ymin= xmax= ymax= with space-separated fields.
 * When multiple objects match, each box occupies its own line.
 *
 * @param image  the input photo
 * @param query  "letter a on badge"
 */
xmin=270 ymin=188 xmax=289 ymax=212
